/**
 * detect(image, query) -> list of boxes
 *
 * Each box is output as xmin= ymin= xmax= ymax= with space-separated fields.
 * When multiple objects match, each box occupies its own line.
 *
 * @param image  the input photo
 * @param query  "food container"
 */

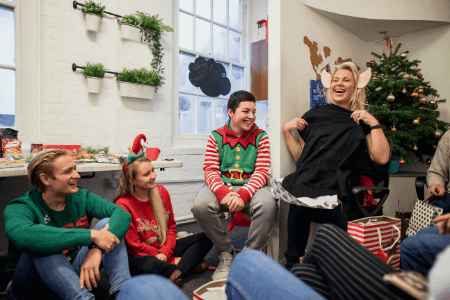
xmin=31 ymin=144 xmax=43 ymax=158
xmin=0 ymin=154 xmax=27 ymax=169
xmin=43 ymin=145 xmax=81 ymax=156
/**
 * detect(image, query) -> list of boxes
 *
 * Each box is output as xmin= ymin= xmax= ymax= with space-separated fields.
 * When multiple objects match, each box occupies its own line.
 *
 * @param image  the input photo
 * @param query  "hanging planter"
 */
xmin=120 ymin=23 xmax=142 ymax=42
xmin=119 ymin=81 xmax=155 ymax=99
xmin=85 ymin=13 xmax=101 ymax=31
xmin=86 ymin=77 xmax=102 ymax=93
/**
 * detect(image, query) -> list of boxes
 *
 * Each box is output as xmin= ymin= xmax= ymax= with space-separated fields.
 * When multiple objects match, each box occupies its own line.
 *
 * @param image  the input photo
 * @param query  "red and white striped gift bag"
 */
xmin=348 ymin=216 xmax=402 ymax=270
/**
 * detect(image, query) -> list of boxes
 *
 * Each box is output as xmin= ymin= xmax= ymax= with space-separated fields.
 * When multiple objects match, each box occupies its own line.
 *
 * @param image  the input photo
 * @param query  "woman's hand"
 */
xmin=156 ymin=253 xmax=168 ymax=262
xmin=433 ymin=214 xmax=450 ymax=235
xmin=283 ymin=118 xmax=308 ymax=132
xmin=350 ymin=110 xmax=379 ymax=126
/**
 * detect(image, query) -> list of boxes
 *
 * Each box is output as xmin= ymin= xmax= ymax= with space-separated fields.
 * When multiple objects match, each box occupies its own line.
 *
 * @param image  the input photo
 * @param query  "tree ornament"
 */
xmin=426 ymin=158 xmax=432 ymax=165
xmin=390 ymin=126 xmax=397 ymax=132
xmin=433 ymin=103 xmax=438 ymax=109
xmin=413 ymin=145 xmax=418 ymax=151
xmin=402 ymin=87 xmax=407 ymax=94
xmin=417 ymin=86 xmax=424 ymax=94
xmin=372 ymin=76 xmax=378 ymax=80
xmin=380 ymin=57 xmax=385 ymax=62
xmin=399 ymin=158 xmax=406 ymax=165
xmin=400 ymin=52 xmax=408 ymax=58
xmin=412 ymin=118 xmax=421 ymax=125
xmin=370 ymin=60 xmax=376 ymax=66
xmin=434 ymin=125 xmax=442 ymax=138
xmin=433 ymin=145 xmax=437 ymax=149
xmin=419 ymin=96 xmax=428 ymax=105
xmin=430 ymin=100 xmax=436 ymax=105
xmin=387 ymin=93 xmax=395 ymax=102
xmin=417 ymin=72 xmax=423 ymax=78
xmin=411 ymin=91 xmax=419 ymax=98
xmin=402 ymin=73 xmax=412 ymax=79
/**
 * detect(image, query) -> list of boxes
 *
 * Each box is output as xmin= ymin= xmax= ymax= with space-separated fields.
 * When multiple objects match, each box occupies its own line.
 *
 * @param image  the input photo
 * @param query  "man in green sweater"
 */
xmin=4 ymin=149 xmax=132 ymax=300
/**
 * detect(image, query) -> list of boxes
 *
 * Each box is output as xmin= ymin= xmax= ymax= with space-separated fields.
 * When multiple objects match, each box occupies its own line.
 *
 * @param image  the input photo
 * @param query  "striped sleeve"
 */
xmin=204 ymin=134 xmax=230 ymax=202
xmin=237 ymin=134 xmax=271 ymax=204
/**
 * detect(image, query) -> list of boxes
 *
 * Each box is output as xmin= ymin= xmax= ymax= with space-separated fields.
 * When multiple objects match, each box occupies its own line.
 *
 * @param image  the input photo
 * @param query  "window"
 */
xmin=177 ymin=0 xmax=248 ymax=137
xmin=0 ymin=0 xmax=17 ymax=127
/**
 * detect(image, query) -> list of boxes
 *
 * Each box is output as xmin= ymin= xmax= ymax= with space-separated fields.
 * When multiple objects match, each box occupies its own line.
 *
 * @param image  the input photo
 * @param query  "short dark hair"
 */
xmin=227 ymin=91 xmax=256 ymax=114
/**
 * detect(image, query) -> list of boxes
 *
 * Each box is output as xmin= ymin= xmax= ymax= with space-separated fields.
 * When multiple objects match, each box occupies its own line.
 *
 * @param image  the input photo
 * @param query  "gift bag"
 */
xmin=193 ymin=279 xmax=227 ymax=300
xmin=405 ymin=200 xmax=443 ymax=237
xmin=395 ymin=211 xmax=412 ymax=242
xmin=348 ymin=216 xmax=402 ymax=269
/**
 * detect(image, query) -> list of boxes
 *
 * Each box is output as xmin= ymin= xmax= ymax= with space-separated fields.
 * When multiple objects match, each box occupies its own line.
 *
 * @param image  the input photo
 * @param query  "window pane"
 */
xmin=0 ymin=68 xmax=16 ymax=127
xmin=196 ymin=18 xmax=211 ymax=55
xmin=179 ymin=12 xmax=194 ymax=50
xmin=198 ymin=96 xmax=214 ymax=134
xmin=179 ymin=94 xmax=196 ymax=134
xmin=213 ymin=24 xmax=227 ymax=59
xmin=179 ymin=52 xmax=196 ymax=93
xmin=0 ymin=7 xmax=15 ymax=66
xmin=229 ymin=0 xmax=242 ymax=31
xmin=196 ymin=0 xmax=211 ymax=19
xmin=255 ymin=100 xmax=268 ymax=132
xmin=215 ymin=99 xmax=228 ymax=129
xmin=213 ymin=0 xmax=227 ymax=25
xmin=179 ymin=0 xmax=194 ymax=13
xmin=230 ymin=65 xmax=244 ymax=95
xmin=229 ymin=30 xmax=242 ymax=63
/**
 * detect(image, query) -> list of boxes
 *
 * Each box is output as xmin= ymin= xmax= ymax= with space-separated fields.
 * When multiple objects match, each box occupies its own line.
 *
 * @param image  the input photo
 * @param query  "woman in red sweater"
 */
xmin=114 ymin=156 xmax=213 ymax=285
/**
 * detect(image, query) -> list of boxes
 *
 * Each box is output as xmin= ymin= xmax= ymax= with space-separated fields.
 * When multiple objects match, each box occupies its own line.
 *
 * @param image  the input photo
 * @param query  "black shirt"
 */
xmin=282 ymin=104 xmax=371 ymax=203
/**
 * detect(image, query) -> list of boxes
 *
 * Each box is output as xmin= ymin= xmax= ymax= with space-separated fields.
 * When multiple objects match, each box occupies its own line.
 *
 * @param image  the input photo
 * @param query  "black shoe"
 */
xmin=284 ymin=252 xmax=300 ymax=271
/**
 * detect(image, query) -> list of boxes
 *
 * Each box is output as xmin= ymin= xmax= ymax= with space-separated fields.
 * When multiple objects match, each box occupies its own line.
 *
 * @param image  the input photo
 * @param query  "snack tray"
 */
xmin=0 ymin=161 xmax=26 ymax=169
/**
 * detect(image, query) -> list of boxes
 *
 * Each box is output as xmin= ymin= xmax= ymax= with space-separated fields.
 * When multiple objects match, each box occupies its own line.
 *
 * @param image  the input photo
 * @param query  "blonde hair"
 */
xmin=326 ymin=62 xmax=366 ymax=111
xmin=114 ymin=156 xmax=167 ymax=246
xmin=28 ymin=149 xmax=70 ymax=192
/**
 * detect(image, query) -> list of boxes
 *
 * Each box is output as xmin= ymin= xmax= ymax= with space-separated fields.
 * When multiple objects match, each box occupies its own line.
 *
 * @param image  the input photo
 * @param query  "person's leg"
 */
xmin=303 ymin=223 xmax=413 ymax=300
xmin=291 ymin=263 xmax=331 ymax=299
xmin=116 ymin=274 xmax=189 ymax=300
xmin=242 ymin=186 xmax=278 ymax=251
xmin=226 ymin=250 xmax=325 ymax=300
xmin=128 ymin=255 xmax=176 ymax=278
xmin=191 ymin=184 xmax=233 ymax=253
xmin=286 ymin=205 xmax=314 ymax=259
xmin=430 ymin=192 xmax=450 ymax=214
xmin=172 ymin=232 xmax=213 ymax=276
xmin=400 ymin=226 xmax=450 ymax=277
xmin=11 ymin=251 xmax=94 ymax=300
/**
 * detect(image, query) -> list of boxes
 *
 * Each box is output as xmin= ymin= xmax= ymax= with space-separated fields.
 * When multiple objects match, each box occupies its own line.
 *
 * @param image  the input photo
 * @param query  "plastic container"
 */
xmin=390 ymin=160 xmax=399 ymax=174
xmin=43 ymin=145 xmax=81 ymax=155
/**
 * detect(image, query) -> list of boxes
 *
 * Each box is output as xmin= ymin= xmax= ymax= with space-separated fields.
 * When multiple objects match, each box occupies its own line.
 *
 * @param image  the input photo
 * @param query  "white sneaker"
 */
xmin=212 ymin=251 xmax=235 ymax=281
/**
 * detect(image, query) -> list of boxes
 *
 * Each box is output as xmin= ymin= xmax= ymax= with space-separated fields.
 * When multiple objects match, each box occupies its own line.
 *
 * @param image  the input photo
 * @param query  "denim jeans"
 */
xmin=226 ymin=250 xmax=325 ymax=300
xmin=400 ymin=226 xmax=450 ymax=277
xmin=430 ymin=192 xmax=450 ymax=214
xmin=117 ymin=275 xmax=189 ymax=300
xmin=9 ymin=218 xmax=131 ymax=300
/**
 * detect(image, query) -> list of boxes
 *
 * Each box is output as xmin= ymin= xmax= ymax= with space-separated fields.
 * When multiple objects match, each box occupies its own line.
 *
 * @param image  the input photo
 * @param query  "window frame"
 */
xmin=0 ymin=0 xmax=19 ymax=130
xmin=173 ymin=0 xmax=250 ymax=146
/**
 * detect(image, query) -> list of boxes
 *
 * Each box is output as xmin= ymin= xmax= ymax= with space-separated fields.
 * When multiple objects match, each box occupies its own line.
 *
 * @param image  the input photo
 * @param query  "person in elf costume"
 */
xmin=4 ymin=149 xmax=132 ymax=300
xmin=114 ymin=134 xmax=213 ymax=286
xmin=192 ymin=90 xmax=278 ymax=281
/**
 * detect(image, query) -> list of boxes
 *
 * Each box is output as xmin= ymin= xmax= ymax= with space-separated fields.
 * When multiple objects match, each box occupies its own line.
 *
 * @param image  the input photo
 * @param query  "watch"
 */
xmin=370 ymin=124 xmax=382 ymax=130
xmin=88 ymin=243 xmax=105 ymax=253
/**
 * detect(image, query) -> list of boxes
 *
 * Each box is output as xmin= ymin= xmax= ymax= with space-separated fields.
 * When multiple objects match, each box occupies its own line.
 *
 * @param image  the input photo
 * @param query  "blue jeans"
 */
xmin=226 ymin=250 xmax=325 ymax=300
xmin=430 ymin=192 xmax=450 ymax=214
xmin=9 ymin=218 xmax=131 ymax=300
xmin=117 ymin=275 xmax=189 ymax=300
xmin=400 ymin=226 xmax=450 ymax=277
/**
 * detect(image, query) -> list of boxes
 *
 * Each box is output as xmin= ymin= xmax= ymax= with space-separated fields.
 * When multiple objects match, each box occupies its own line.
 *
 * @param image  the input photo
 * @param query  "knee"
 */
xmin=94 ymin=218 xmax=111 ymax=230
xmin=118 ymin=274 xmax=174 ymax=297
xmin=199 ymin=232 xmax=213 ymax=248
xmin=191 ymin=198 xmax=217 ymax=217
xmin=232 ymin=250 xmax=266 ymax=269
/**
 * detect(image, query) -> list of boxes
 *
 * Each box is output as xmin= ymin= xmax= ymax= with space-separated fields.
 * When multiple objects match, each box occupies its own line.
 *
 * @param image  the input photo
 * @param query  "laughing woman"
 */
xmin=114 ymin=140 xmax=213 ymax=286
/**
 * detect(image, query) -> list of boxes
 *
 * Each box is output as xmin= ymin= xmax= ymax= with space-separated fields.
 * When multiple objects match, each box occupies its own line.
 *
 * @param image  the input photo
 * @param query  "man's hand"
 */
xmin=228 ymin=195 xmax=245 ymax=212
xmin=220 ymin=192 xmax=240 ymax=208
xmin=79 ymin=248 xmax=102 ymax=291
xmin=91 ymin=224 xmax=119 ymax=254
xmin=433 ymin=213 xmax=450 ymax=235
xmin=174 ymin=257 xmax=181 ymax=266
xmin=427 ymin=184 xmax=446 ymax=200
xmin=156 ymin=253 xmax=168 ymax=262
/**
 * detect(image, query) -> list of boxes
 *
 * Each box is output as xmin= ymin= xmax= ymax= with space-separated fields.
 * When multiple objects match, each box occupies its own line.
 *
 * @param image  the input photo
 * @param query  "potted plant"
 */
xmin=81 ymin=62 xmax=107 ymax=93
xmin=82 ymin=1 xmax=106 ymax=32
xmin=117 ymin=67 xmax=162 ymax=99
xmin=119 ymin=15 xmax=142 ymax=42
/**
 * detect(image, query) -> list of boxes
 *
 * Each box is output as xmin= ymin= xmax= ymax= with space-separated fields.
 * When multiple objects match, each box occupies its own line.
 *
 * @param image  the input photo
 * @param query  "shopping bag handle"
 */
xmin=377 ymin=225 xmax=400 ymax=251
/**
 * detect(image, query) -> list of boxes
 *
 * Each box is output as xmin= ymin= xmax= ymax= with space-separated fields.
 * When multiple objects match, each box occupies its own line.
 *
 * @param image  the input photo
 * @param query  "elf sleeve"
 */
xmin=204 ymin=133 xmax=230 ymax=202
xmin=427 ymin=133 xmax=450 ymax=189
xmin=237 ymin=134 xmax=271 ymax=204
xmin=157 ymin=185 xmax=177 ymax=261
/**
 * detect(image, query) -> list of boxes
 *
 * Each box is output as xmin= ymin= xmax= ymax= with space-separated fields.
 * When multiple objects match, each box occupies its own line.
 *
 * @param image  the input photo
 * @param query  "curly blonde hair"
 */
xmin=113 ymin=157 xmax=167 ymax=246
xmin=326 ymin=62 xmax=367 ymax=111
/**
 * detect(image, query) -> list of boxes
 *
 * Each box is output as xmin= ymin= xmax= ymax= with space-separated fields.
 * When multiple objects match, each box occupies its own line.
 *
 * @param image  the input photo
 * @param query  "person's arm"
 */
xmin=282 ymin=118 xmax=307 ymax=161
xmin=427 ymin=134 xmax=449 ymax=193
xmin=157 ymin=186 xmax=177 ymax=262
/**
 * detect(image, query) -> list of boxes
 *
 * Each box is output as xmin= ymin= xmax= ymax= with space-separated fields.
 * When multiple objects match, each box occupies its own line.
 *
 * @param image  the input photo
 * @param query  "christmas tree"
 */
xmin=365 ymin=38 xmax=450 ymax=165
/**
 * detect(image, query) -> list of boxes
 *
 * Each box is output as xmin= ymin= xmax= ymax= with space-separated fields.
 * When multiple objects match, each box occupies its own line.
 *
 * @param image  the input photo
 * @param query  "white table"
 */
xmin=0 ymin=160 xmax=183 ymax=178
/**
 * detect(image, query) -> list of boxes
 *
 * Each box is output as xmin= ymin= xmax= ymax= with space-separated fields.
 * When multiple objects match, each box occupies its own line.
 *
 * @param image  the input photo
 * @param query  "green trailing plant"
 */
xmin=119 ymin=11 xmax=174 ymax=91
xmin=81 ymin=62 xmax=107 ymax=78
xmin=118 ymin=68 xmax=162 ymax=88
xmin=82 ymin=1 xmax=106 ymax=17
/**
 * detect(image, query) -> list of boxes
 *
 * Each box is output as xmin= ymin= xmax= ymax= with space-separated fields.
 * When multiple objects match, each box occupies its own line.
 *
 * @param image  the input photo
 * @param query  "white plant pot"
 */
xmin=85 ymin=13 xmax=101 ymax=32
xmin=120 ymin=24 xmax=142 ymax=42
xmin=86 ymin=77 xmax=102 ymax=94
xmin=119 ymin=81 xmax=155 ymax=100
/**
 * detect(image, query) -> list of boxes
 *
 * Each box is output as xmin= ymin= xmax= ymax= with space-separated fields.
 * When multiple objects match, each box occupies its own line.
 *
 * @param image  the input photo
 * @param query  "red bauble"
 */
xmin=372 ymin=76 xmax=378 ymax=80
xmin=370 ymin=60 xmax=375 ymax=66
xmin=399 ymin=159 xmax=406 ymax=165
xmin=411 ymin=91 xmax=419 ymax=98
xmin=433 ymin=103 xmax=438 ymax=109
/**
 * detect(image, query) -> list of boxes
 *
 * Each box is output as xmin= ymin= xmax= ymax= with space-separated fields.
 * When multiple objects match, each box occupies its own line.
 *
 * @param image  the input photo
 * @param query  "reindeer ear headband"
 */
xmin=321 ymin=67 xmax=372 ymax=89
xmin=124 ymin=134 xmax=148 ymax=174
